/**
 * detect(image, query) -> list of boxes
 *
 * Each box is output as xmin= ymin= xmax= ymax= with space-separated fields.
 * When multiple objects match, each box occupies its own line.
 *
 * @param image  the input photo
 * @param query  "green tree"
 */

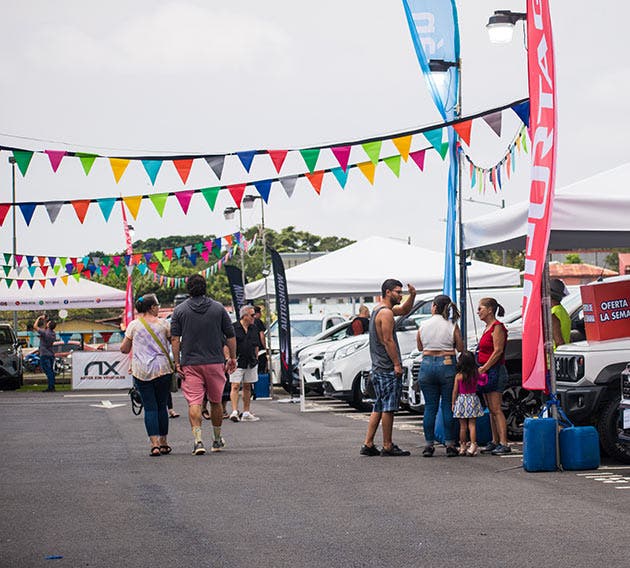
xmin=565 ymin=253 xmax=582 ymax=264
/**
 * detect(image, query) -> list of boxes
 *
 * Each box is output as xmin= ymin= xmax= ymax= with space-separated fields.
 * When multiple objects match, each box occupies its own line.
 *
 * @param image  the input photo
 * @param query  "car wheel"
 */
xmin=350 ymin=375 xmax=372 ymax=412
xmin=501 ymin=374 xmax=543 ymax=440
xmin=597 ymin=398 xmax=630 ymax=464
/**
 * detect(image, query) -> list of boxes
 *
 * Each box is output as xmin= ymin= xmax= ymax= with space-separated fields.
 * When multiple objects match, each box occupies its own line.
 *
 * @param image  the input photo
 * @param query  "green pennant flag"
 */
xmin=3 ymin=253 xmax=11 ymax=264
xmin=101 ymin=255 xmax=110 ymax=266
xmin=2 ymin=265 xmax=11 ymax=276
xmin=362 ymin=141 xmax=382 ymax=165
xmin=521 ymin=131 xmax=528 ymax=153
xmin=4 ymin=278 xmax=12 ymax=288
xmin=113 ymin=265 xmax=123 ymax=277
xmin=72 ymin=272 xmax=81 ymax=282
xmin=76 ymin=153 xmax=98 ymax=175
xmin=149 ymin=193 xmax=169 ymax=217
xmin=383 ymin=155 xmax=401 ymax=177
xmin=53 ymin=265 xmax=61 ymax=275
xmin=299 ymin=148 xmax=320 ymax=173
xmin=439 ymin=142 xmax=449 ymax=160
xmin=201 ymin=187 xmax=220 ymax=211
xmin=12 ymin=150 xmax=34 ymax=176
xmin=194 ymin=243 xmax=204 ymax=254
xmin=213 ymin=246 xmax=222 ymax=259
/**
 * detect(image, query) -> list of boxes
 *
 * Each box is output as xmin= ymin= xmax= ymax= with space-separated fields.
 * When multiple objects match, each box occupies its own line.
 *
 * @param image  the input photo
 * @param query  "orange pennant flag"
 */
xmin=357 ymin=161 xmax=376 ymax=185
xmin=71 ymin=200 xmax=91 ymax=224
xmin=453 ymin=120 xmax=473 ymax=146
xmin=109 ymin=158 xmax=131 ymax=183
xmin=224 ymin=235 xmax=233 ymax=246
xmin=392 ymin=135 xmax=412 ymax=162
xmin=305 ymin=171 xmax=325 ymax=194
xmin=173 ymin=159 xmax=194 ymax=184
xmin=123 ymin=195 xmax=143 ymax=219
xmin=61 ymin=275 xmax=69 ymax=285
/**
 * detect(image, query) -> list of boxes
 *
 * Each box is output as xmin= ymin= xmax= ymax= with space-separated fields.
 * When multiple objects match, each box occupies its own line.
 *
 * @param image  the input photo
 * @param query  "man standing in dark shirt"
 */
xmin=253 ymin=305 xmax=268 ymax=373
xmin=229 ymin=305 xmax=261 ymax=422
xmin=34 ymin=314 xmax=57 ymax=392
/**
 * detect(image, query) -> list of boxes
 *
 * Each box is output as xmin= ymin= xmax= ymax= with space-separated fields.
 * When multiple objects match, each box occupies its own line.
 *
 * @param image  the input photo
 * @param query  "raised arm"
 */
xmin=392 ymin=283 xmax=416 ymax=316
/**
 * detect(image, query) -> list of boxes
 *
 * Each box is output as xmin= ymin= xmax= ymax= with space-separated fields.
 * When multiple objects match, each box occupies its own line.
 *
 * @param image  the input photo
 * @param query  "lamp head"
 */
xmin=242 ymin=195 xmax=260 ymax=209
xmin=223 ymin=207 xmax=237 ymax=220
xmin=486 ymin=10 xmax=527 ymax=44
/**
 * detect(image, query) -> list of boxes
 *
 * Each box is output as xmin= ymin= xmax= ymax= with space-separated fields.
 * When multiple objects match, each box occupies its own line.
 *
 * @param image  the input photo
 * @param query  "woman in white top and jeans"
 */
xmin=417 ymin=294 xmax=464 ymax=457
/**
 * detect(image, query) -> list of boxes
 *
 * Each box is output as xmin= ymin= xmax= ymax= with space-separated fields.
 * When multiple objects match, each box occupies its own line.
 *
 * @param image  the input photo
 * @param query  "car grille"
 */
xmin=554 ymin=355 xmax=584 ymax=382
xmin=622 ymin=365 xmax=630 ymax=402
xmin=411 ymin=361 xmax=420 ymax=381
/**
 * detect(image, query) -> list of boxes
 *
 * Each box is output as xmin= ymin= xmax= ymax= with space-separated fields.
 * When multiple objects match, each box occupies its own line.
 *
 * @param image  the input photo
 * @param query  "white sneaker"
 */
xmin=229 ymin=410 xmax=240 ymax=422
xmin=241 ymin=412 xmax=260 ymax=422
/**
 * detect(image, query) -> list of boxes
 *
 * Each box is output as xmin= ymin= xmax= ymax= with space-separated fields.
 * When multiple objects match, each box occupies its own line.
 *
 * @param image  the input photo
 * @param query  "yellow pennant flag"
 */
xmin=123 ymin=195 xmax=143 ymax=219
xmin=60 ymin=275 xmax=69 ymax=285
xmin=109 ymin=158 xmax=131 ymax=183
xmin=392 ymin=135 xmax=412 ymax=162
xmin=83 ymin=333 xmax=93 ymax=344
xmin=357 ymin=161 xmax=376 ymax=185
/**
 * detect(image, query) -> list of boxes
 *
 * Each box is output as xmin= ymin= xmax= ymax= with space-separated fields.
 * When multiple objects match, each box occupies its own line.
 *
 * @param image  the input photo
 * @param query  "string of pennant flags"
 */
xmin=1 ymin=98 xmax=528 ymax=183
xmin=0 ymin=230 xmax=245 ymax=271
xmin=0 ymin=100 xmax=530 ymax=228
xmin=461 ymin=124 xmax=529 ymax=193
xmin=0 ymin=236 xmax=255 ymax=290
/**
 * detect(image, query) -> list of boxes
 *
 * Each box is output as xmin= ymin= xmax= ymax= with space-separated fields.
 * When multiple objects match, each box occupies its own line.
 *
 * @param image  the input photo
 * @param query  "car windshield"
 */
xmin=269 ymin=319 xmax=325 ymax=339
xmin=0 ymin=328 xmax=14 ymax=344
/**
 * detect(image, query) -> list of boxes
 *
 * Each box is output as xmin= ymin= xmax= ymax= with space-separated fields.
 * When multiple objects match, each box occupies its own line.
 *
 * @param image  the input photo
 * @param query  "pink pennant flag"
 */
xmin=200 ymin=250 xmax=210 ymax=262
xmin=331 ymin=146 xmax=351 ymax=172
xmin=100 ymin=265 xmax=109 ymax=278
xmin=204 ymin=240 xmax=213 ymax=252
xmin=175 ymin=190 xmax=195 ymax=214
xmin=267 ymin=150 xmax=288 ymax=173
xmin=112 ymin=255 xmax=121 ymax=267
xmin=410 ymin=150 xmax=426 ymax=171
xmin=45 ymin=150 xmax=67 ymax=173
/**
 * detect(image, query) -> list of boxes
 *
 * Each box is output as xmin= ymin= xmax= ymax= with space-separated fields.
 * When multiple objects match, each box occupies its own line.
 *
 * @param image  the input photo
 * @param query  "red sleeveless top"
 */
xmin=477 ymin=321 xmax=507 ymax=365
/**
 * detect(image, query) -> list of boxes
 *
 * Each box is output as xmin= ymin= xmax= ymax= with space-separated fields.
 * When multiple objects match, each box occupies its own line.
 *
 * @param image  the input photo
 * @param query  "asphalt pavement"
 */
xmin=0 ymin=389 xmax=628 ymax=568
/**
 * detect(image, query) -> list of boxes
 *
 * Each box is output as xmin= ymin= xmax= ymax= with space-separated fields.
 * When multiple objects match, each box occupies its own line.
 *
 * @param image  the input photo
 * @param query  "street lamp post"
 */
xmin=9 ymin=156 xmax=18 ymax=332
xmin=486 ymin=9 xmax=561 ymax=454
xmin=428 ymin=58 xmax=467 ymax=344
xmin=223 ymin=206 xmax=246 ymax=288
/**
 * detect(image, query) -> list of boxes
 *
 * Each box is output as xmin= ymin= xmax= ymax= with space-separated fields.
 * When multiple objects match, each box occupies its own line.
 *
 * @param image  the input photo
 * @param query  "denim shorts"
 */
xmin=372 ymin=369 xmax=402 ymax=413
xmin=477 ymin=364 xmax=508 ymax=394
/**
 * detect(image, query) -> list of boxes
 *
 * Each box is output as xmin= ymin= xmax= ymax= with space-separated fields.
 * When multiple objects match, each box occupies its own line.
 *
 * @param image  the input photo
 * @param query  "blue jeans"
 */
xmin=419 ymin=355 xmax=457 ymax=445
xmin=134 ymin=375 xmax=171 ymax=438
xmin=40 ymin=355 xmax=55 ymax=390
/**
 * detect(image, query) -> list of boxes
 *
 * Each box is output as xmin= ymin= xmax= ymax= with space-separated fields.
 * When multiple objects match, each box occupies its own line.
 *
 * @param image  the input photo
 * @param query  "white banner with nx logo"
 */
xmin=72 ymin=351 xmax=133 ymax=390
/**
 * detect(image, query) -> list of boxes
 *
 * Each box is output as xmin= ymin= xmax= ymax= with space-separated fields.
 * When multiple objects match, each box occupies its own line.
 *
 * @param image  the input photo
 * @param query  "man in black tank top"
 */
xmin=360 ymin=278 xmax=416 ymax=457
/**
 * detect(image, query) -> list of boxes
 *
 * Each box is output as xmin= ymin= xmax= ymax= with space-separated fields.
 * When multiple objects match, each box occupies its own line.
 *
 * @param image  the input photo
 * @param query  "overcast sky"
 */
xmin=0 ymin=0 xmax=628 ymax=258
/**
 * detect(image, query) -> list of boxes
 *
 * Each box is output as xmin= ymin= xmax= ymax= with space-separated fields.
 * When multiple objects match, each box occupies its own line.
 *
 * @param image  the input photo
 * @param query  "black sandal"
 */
xmin=422 ymin=445 xmax=435 ymax=457
xmin=159 ymin=445 xmax=172 ymax=455
xmin=201 ymin=408 xmax=211 ymax=420
xmin=150 ymin=446 xmax=161 ymax=457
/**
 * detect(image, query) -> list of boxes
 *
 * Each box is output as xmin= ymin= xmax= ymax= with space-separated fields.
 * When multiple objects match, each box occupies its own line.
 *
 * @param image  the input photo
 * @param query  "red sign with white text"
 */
xmin=521 ymin=0 xmax=558 ymax=391
xmin=581 ymin=281 xmax=630 ymax=342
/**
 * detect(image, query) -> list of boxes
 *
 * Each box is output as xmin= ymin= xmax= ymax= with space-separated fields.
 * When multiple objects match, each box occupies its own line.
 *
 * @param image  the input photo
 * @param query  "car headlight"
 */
xmin=333 ymin=339 xmax=368 ymax=360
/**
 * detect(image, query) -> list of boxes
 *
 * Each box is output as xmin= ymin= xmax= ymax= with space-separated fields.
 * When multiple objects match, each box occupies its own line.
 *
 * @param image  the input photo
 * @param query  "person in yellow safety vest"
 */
xmin=550 ymin=278 xmax=571 ymax=349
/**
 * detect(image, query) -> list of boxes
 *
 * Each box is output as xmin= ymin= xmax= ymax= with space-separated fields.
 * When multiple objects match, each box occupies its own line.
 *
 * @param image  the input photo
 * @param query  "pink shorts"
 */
xmin=181 ymin=363 xmax=226 ymax=405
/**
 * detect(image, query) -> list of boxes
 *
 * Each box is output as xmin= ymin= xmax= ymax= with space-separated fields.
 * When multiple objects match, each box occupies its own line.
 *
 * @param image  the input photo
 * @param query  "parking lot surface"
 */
xmin=0 ymin=389 xmax=628 ymax=567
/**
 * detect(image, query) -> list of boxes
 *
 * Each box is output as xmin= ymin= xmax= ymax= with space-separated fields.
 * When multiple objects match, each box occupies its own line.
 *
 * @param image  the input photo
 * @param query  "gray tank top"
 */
xmin=369 ymin=306 xmax=401 ymax=372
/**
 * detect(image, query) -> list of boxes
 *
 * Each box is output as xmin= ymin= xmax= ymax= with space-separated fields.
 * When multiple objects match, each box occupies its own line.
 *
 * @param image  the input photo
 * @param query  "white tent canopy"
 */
xmin=463 ymin=163 xmax=630 ymax=251
xmin=0 ymin=278 xmax=126 ymax=311
xmin=245 ymin=236 xmax=520 ymax=300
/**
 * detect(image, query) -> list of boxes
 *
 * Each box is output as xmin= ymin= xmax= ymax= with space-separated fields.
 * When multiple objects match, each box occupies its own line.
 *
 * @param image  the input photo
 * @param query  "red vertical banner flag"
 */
xmin=121 ymin=201 xmax=134 ymax=330
xmin=521 ymin=0 xmax=557 ymax=391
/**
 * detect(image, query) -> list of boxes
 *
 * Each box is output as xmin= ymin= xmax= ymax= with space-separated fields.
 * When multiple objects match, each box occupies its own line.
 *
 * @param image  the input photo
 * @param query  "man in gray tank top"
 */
xmin=361 ymin=278 xmax=416 ymax=457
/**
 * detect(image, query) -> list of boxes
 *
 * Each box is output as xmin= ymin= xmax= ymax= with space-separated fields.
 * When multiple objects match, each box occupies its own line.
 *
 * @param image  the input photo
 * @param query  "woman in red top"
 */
xmin=476 ymin=297 xmax=511 ymax=455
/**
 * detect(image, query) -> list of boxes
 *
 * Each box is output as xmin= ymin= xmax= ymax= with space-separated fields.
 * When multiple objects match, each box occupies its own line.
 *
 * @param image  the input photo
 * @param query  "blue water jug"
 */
xmin=476 ymin=408 xmax=492 ymax=446
xmin=254 ymin=373 xmax=271 ymax=399
xmin=559 ymin=426 xmax=600 ymax=470
xmin=435 ymin=405 xmax=458 ymax=445
xmin=523 ymin=417 xmax=557 ymax=472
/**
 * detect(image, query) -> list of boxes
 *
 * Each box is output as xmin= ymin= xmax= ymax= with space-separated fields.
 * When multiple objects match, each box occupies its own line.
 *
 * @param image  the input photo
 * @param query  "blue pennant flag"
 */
xmin=254 ymin=179 xmax=272 ymax=203
xmin=512 ymin=101 xmax=530 ymax=128
xmin=331 ymin=167 xmax=349 ymax=189
xmin=19 ymin=203 xmax=37 ymax=226
xmin=236 ymin=150 xmax=256 ymax=173
xmin=141 ymin=159 xmax=163 ymax=185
